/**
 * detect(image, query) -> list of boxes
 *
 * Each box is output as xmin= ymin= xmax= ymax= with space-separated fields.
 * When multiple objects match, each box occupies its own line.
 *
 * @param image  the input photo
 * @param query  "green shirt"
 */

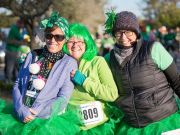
xmin=6 ymin=25 xmax=21 ymax=52
xmin=69 ymin=56 xmax=118 ymax=130
xmin=151 ymin=41 xmax=173 ymax=70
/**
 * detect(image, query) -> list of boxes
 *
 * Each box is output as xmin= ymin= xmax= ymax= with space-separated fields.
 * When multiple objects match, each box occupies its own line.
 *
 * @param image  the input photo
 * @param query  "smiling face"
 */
xmin=115 ymin=30 xmax=137 ymax=46
xmin=67 ymin=37 xmax=86 ymax=61
xmin=45 ymin=27 xmax=66 ymax=53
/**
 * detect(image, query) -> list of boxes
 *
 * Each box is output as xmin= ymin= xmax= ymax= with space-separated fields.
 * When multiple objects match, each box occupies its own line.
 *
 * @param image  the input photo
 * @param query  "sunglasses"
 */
xmin=45 ymin=33 xmax=65 ymax=41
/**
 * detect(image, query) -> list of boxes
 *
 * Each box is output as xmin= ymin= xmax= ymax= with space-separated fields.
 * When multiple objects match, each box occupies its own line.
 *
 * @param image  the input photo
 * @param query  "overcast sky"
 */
xmin=105 ymin=0 xmax=144 ymax=18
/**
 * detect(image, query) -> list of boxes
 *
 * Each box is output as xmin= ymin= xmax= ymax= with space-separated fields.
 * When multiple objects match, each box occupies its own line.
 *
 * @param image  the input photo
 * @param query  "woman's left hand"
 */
xmin=71 ymin=70 xmax=86 ymax=86
xmin=23 ymin=115 xmax=34 ymax=123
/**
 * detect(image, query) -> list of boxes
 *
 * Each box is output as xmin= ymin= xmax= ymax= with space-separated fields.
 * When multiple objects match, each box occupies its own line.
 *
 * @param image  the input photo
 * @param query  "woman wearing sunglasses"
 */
xmin=63 ymin=23 xmax=118 ymax=134
xmin=0 ymin=12 xmax=78 ymax=134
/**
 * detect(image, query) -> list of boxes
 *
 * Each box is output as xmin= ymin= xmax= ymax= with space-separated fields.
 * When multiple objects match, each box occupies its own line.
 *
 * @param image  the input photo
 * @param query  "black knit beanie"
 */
xmin=113 ymin=11 xmax=140 ymax=38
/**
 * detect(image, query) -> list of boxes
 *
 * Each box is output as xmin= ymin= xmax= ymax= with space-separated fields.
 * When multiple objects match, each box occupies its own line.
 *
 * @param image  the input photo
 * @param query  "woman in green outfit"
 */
xmin=104 ymin=10 xmax=180 ymax=135
xmin=63 ymin=23 xmax=119 ymax=134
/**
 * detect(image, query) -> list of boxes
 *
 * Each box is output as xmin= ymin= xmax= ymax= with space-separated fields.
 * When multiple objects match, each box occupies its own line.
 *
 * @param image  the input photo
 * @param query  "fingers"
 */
xmin=23 ymin=115 xmax=34 ymax=123
xmin=29 ymin=108 xmax=37 ymax=115
xmin=24 ymin=117 xmax=30 ymax=123
xmin=24 ymin=117 xmax=33 ymax=123
xmin=71 ymin=69 xmax=77 ymax=78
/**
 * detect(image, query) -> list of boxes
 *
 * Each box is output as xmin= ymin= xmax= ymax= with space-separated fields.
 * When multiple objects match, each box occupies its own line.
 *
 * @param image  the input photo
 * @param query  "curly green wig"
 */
xmin=63 ymin=23 xmax=97 ymax=61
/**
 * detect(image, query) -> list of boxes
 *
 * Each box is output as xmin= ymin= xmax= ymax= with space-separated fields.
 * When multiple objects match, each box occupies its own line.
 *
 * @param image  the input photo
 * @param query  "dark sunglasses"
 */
xmin=45 ymin=33 xmax=65 ymax=41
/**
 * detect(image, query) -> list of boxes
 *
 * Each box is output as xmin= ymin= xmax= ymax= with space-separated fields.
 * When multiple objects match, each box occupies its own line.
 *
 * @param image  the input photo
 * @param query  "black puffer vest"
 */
xmin=110 ymin=39 xmax=178 ymax=128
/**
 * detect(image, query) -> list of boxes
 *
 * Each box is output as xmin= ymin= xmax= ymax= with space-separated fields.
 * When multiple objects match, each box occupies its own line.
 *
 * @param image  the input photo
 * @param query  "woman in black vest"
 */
xmin=105 ymin=10 xmax=180 ymax=134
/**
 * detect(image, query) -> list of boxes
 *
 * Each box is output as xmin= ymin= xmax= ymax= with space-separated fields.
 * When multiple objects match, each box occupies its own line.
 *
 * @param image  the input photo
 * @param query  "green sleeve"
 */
xmin=151 ymin=42 xmax=173 ymax=70
xmin=83 ymin=57 xmax=118 ymax=102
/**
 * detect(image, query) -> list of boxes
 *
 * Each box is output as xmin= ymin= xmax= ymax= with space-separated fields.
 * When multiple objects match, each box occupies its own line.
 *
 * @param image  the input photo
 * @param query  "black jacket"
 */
xmin=110 ymin=39 xmax=179 ymax=127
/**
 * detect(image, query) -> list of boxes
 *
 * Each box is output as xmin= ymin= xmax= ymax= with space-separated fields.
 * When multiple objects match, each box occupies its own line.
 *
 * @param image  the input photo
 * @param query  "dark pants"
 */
xmin=4 ymin=50 xmax=19 ymax=83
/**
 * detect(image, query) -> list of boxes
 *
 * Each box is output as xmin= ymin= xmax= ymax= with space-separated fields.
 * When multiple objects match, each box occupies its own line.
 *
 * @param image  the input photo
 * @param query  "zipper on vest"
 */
xmin=126 ymin=62 xmax=141 ymax=127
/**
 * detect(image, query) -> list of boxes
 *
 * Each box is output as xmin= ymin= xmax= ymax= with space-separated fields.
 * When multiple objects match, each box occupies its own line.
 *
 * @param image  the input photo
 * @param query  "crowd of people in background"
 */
xmin=94 ymin=25 xmax=180 ymax=59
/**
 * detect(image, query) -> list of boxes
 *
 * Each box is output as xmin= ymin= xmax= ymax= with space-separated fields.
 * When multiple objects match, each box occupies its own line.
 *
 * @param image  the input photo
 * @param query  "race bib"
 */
xmin=161 ymin=128 xmax=180 ymax=135
xmin=79 ymin=101 xmax=104 ymax=126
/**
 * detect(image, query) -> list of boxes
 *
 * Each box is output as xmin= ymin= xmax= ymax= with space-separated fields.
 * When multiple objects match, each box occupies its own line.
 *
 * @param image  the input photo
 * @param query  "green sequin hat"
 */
xmin=40 ymin=11 xmax=69 ymax=40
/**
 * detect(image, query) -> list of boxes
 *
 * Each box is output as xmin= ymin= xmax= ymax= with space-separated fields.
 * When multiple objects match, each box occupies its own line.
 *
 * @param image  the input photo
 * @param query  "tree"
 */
xmin=0 ymin=13 xmax=17 ymax=27
xmin=0 ymin=0 xmax=107 ymax=48
xmin=52 ymin=0 xmax=106 ymax=33
xmin=157 ymin=3 xmax=180 ymax=28
xmin=0 ymin=0 xmax=52 ymax=48
xmin=142 ymin=0 xmax=180 ymax=28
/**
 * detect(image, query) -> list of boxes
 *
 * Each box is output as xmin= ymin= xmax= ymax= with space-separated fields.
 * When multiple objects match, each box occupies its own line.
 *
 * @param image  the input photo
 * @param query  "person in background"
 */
xmin=105 ymin=10 xmax=180 ymax=135
xmin=175 ymin=27 xmax=180 ymax=51
xmin=18 ymin=30 xmax=31 ymax=68
xmin=139 ymin=23 xmax=149 ymax=41
xmin=63 ymin=23 xmax=118 ymax=134
xmin=94 ymin=32 xmax=102 ymax=55
xmin=149 ymin=28 xmax=157 ymax=42
xmin=174 ymin=27 xmax=180 ymax=63
xmin=101 ymin=32 xmax=115 ymax=56
xmin=0 ymin=11 xmax=78 ymax=134
xmin=164 ymin=28 xmax=176 ymax=52
xmin=4 ymin=18 xmax=28 ymax=83
xmin=156 ymin=25 xmax=168 ymax=48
